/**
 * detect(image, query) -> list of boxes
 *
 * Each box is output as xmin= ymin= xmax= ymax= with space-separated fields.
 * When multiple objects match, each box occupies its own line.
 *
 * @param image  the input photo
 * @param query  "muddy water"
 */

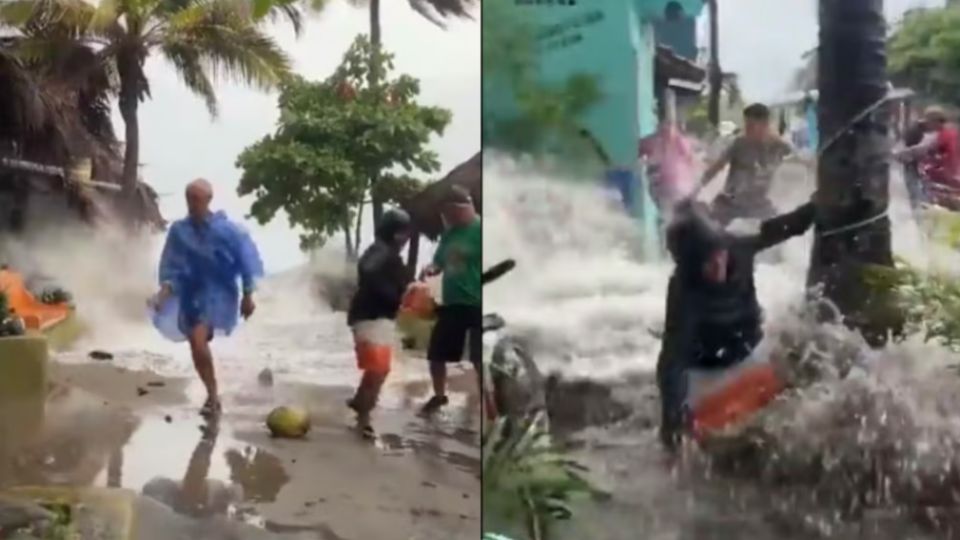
xmin=484 ymin=153 xmax=960 ymax=539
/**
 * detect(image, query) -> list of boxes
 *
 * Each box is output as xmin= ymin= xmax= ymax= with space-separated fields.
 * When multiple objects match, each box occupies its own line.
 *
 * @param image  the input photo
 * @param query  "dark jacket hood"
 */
xmin=665 ymin=199 xmax=730 ymax=280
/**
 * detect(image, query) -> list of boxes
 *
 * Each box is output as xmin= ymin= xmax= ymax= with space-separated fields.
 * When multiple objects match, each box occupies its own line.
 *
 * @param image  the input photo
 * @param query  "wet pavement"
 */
xmin=0 ymin=359 xmax=481 ymax=539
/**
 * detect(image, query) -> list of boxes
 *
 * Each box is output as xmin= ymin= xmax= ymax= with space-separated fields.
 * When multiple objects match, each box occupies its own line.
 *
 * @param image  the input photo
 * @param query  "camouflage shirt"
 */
xmin=719 ymin=135 xmax=793 ymax=204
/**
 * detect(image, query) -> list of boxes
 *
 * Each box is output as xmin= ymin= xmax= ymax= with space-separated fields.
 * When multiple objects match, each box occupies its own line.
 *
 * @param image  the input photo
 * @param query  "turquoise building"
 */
xmin=484 ymin=0 xmax=706 ymax=257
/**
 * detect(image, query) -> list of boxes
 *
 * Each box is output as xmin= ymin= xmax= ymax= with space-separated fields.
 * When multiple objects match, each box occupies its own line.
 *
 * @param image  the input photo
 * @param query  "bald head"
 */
xmin=185 ymin=178 xmax=213 ymax=220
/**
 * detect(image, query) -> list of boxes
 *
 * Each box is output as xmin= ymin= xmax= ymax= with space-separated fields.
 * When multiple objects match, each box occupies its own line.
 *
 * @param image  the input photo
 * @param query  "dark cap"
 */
xmin=441 ymin=185 xmax=473 ymax=206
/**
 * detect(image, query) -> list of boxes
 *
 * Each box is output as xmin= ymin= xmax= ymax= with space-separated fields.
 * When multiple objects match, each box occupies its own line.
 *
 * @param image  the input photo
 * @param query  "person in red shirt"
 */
xmin=897 ymin=106 xmax=960 ymax=208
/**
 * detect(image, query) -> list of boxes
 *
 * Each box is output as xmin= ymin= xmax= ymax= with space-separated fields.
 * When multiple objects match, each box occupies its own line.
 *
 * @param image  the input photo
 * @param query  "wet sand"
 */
xmin=4 ymin=358 xmax=480 ymax=539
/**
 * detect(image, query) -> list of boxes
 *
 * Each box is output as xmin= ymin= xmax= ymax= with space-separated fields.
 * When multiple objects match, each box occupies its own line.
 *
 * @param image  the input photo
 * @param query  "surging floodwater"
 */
xmin=483 ymin=153 xmax=960 ymax=539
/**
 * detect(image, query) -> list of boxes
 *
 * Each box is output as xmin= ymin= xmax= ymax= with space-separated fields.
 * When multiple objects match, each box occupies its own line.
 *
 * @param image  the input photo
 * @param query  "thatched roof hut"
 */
xmin=0 ymin=39 xmax=163 ymax=231
xmin=404 ymin=151 xmax=481 ymax=240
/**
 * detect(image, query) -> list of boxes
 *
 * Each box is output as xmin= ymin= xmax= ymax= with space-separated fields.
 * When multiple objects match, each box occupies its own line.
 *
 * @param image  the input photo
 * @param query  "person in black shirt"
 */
xmin=657 ymin=198 xmax=815 ymax=450
xmin=347 ymin=209 xmax=413 ymax=435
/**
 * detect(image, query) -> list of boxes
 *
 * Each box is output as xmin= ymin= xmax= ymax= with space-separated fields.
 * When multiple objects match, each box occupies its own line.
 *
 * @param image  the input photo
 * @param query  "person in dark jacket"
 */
xmin=347 ymin=208 xmax=413 ymax=435
xmin=657 ymin=198 xmax=816 ymax=450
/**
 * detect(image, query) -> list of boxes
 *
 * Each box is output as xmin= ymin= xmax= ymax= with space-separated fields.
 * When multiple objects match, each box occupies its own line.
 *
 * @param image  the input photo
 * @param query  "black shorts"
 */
xmin=428 ymin=304 xmax=481 ymax=365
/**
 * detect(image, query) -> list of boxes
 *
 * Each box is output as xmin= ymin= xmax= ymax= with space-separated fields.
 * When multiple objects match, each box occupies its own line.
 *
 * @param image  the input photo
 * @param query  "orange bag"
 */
xmin=400 ymin=282 xmax=436 ymax=319
xmin=688 ymin=359 xmax=785 ymax=441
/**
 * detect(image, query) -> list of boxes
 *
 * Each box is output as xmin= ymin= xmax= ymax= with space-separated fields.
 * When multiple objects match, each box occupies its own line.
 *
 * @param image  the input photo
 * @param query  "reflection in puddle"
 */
xmin=224 ymin=446 xmax=290 ymax=503
xmin=141 ymin=418 xmax=239 ymax=519
xmin=116 ymin=415 xmax=291 ymax=524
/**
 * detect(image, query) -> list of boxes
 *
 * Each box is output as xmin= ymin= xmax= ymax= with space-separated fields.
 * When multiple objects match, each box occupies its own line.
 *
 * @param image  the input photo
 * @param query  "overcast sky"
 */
xmin=125 ymin=0 xmax=947 ymax=272
xmin=128 ymin=2 xmax=479 ymax=272
xmin=713 ymin=0 xmax=945 ymax=102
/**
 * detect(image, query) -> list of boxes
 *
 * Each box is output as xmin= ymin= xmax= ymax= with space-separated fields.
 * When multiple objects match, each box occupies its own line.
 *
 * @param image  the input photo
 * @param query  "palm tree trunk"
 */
xmin=118 ymin=58 xmax=141 ymax=221
xmin=707 ymin=0 xmax=721 ymax=128
xmin=808 ymin=0 xmax=902 ymax=346
xmin=368 ymin=0 xmax=385 ymax=228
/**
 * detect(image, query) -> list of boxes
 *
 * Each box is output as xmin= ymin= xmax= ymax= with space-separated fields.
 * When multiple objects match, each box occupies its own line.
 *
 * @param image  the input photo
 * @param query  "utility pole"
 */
xmin=809 ymin=0 xmax=902 ymax=345
xmin=707 ymin=0 xmax=721 ymax=128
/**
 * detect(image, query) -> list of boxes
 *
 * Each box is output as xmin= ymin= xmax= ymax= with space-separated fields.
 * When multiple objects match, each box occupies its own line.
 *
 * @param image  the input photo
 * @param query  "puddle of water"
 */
xmin=91 ymin=413 xmax=290 ymax=522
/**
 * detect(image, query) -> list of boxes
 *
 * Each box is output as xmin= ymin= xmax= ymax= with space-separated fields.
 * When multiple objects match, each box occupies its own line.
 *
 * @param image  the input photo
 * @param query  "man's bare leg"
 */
xmin=188 ymin=324 xmax=220 ymax=415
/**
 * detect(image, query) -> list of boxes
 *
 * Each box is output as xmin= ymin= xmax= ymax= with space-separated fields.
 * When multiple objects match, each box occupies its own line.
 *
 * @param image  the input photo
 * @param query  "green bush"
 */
xmin=866 ymin=259 xmax=960 ymax=351
xmin=482 ymin=414 xmax=599 ymax=540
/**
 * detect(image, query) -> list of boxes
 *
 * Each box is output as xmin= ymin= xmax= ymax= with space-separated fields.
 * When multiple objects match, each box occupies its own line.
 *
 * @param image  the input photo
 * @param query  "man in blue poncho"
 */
xmin=150 ymin=179 xmax=264 ymax=417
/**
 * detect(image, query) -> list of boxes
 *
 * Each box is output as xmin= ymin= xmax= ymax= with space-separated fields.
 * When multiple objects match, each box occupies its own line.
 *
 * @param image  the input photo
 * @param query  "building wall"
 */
xmin=484 ymin=0 xmax=703 ymax=256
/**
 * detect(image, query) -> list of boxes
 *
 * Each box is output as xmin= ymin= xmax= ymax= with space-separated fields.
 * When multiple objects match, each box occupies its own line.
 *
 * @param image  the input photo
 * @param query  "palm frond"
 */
xmin=0 ymin=0 xmax=97 ymax=37
xmin=407 ymin=0 xmax=475 ymax=28
xmin=0 ymin=44 xmax=48 ymax=133
xmin=162 ymin=1 xmax=290 ymax=104
xmin=248 ymin=0 xmax=313 ymax=35
xmin=163 ymin=43 xmax=218 ymax=117
xmin=0 ymin=35 xmax=118 ymax=170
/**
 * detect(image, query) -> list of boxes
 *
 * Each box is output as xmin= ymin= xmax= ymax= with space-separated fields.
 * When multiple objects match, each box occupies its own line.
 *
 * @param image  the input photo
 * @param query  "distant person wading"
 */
xmin=700 ymin=103 xmax=795 ymax=225
xmin=149 ymin=179 xmax=264 ymax=418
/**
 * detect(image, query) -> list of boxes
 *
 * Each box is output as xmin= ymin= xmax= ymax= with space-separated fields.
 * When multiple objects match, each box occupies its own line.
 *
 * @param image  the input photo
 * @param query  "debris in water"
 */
xmin=136 ymin=387 xmax=148 ymax=397
xmin=88 ymin=350 xmax=113 ymax=361
xmin=146 ymin=381 xmax=165 ymax=388
xmin=164 ymin=415 xmax=172 ymax=423
xmin=258 ymin=368 xmax=274 ymax=386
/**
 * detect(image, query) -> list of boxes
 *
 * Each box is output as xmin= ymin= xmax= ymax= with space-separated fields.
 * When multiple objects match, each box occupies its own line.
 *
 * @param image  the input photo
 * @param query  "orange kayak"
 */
xmin=0 ymin=269 xmax=71 ymax=331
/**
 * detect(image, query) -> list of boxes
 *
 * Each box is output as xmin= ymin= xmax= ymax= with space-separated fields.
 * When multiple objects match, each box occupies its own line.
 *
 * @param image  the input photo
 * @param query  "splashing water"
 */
xmin=0 ymin=219 xmax=427 ymax=387
xmin=483 ymin=152 xmax=960 ymax=538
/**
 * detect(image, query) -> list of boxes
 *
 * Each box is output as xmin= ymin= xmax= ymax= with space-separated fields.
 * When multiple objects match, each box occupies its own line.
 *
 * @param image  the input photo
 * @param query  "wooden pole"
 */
xmin=707 ymin=0 xmax=721 ymax=128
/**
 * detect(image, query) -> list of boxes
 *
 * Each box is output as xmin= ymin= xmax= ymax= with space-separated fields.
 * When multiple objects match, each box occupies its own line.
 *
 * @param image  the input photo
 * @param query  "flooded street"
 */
xmin=484 ymin=154 xmax=960 ymax=539
xmin=0 ymin=234 xmax=481 ymax=539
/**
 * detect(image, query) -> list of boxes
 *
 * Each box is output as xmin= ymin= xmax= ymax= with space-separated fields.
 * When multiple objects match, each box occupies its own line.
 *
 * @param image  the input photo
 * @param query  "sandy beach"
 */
xmin=1 ymin=352 xmax=480 ymax=540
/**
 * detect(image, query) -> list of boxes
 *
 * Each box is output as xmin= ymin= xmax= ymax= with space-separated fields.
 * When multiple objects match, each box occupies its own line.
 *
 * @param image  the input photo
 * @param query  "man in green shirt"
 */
xmin=420 ymin=185 xmax=482 ymax=414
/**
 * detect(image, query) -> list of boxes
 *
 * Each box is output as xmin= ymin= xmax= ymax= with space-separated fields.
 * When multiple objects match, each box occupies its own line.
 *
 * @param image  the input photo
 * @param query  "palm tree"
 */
xmin=0 ymin=0 xmax=293 ymax=214
xmin=0 ymin=36 xmax=115 ymax=170
xmin=354 ymin=0 xmax=476 ymax=224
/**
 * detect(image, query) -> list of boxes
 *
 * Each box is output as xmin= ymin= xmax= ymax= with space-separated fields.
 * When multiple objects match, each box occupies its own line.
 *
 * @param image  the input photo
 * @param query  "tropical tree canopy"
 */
xmin=889 ymin=5 xmax=960 ymax=107
xmin=236 ymin=35 xmax=450 ymax=255
xmin=0 ymin=0 xmax=293 ymax=116
xmin=0 ymin=0 xmax=294 ymax=205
